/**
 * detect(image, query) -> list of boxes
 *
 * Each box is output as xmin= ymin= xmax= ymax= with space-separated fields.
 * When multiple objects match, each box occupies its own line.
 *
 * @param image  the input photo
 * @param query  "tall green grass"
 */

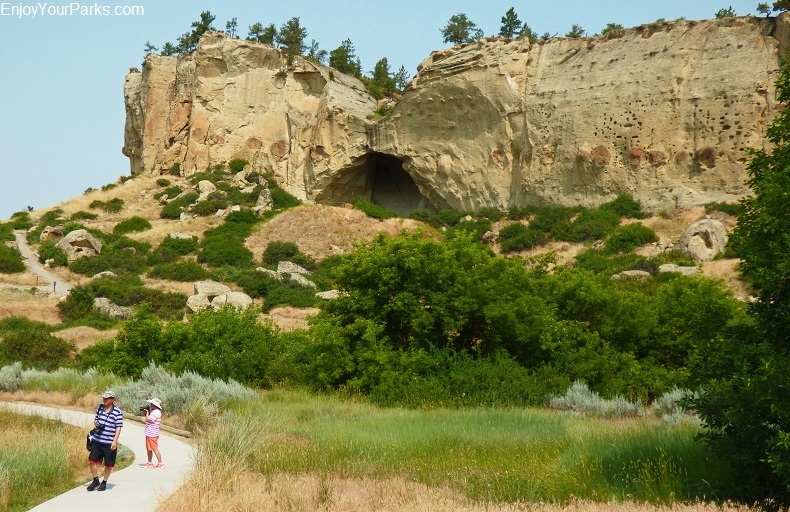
xmin=217 ymin=389 xmax=736 ymax=506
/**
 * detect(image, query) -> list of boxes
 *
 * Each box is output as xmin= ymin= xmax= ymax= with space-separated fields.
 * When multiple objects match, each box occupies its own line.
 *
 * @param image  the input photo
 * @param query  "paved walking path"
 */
xmin=0 ymin=402 xmax=195 ymax=511
xmin=13 ymin=230 xmax=73 ymax=294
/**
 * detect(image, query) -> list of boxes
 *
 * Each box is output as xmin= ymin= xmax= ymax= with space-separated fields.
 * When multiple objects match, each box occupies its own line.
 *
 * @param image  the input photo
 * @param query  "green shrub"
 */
xmin=36 ymin=209 xmax=64 ymax=226
xmin=168 ymin=163 xmax=182 ymax=176
xmin=0 ymin=222 xmax=13 ymax=243
xmin=154 ymin=186 xmax=182 ymax=201
xmin=498 ymin=223 xmax=546 ymax=252
xmin=528 ymin=206 xmax=579 ymax=233
xmin=270 ymin=187 xmax=301 ymax=210
xmin=160 ymin=192 xmax=198 ymax=219
xmin=548 ymin=380 xmax=645 ymax=418
xmin=0 ymin=245 xmax=24 ymax=273
xmin=198 ymin=238 xmax=253 ymax=268
xmin=88 ymin=198 xmax=124 ymax=213
xmin=0 ymin=317 xmax=75 ymax=370
xmin=229 ymin=159 xmax=249 ymax=174
xmin=261 ymin=276 xmax=319 ymax=311
xmin=9 ymin=211 xmax=34 ymax=230
xmin=69 ymin=244 xmax=149 ymax=276
xmin=599 ymin=193 xmax=647 ymax=219
xmin=603 ymin=223 xmax=658 ymax=254
xmin=705 ymin=201 xmax=743 ymax=217
xmin=148 ymin=235 xmax=199 ymax=265
xmin=563 ymin=209 xmax=621 ymax=243
xmin=261 ymin=241 xmax=316 ymax=270
xmin=37 ymin=240 xmax=68 ymax=267
xmin=156 ymin=178 xmax=171 ymax=187
xmin=69 ymin=211 xmax=98 ymax=221
xmin=149 ymin=261 xmax=209 ymax=282
xmin=193 ymin=199 xmax=229 ymax=216
xmin=113 ymin=216 xmax=152 ymax=235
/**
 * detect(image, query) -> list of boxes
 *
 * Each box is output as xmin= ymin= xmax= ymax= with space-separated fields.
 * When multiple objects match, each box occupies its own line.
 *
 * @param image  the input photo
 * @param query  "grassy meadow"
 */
xmin=158 ymin=389 xmax=747 ymax=511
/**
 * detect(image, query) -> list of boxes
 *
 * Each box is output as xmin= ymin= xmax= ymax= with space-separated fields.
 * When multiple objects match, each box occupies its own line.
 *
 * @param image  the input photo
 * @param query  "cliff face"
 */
xmin=124 ymin=17 xmax=789 ymax=212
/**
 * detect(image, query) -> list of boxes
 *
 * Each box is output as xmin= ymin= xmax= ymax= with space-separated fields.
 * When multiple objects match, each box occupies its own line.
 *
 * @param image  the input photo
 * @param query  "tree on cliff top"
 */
xmin=499 ymin=7 xmax=522 ymax=39
xmin=441 ymin=13 xmax=484 ymax=44
xmin=176 ymin=11 xmax=216 ymax=53
xmin=247 ymin=22 xmax=277 ymax=45
xmin=329 ymin=39 xmax=362 ymax=78
xmin=276 ymin=17 xmax=307 ymax=58
xmin=688 ymin=62 xmax=790 ymax=508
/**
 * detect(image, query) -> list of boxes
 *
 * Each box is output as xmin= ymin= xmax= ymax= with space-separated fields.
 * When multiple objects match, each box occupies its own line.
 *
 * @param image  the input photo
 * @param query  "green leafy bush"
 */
xmin=37 ymin=240 xmax=68 ymax=267
xmin=113 ymin=216 xmax=152 ymax=235
xmin=9 ymin=211 xmax=34 ymax=230
xmin=168 ymin=163 xmax=182 ymax=176
xmin=0 ymin=245 xmax=24 ymax=273
xmin=599 ymin=193 xmax=647 ymax=219
xmin=160 ymin=192 xmax=198 ymax=219
xmin=0 ymin=317 xmax=75 ymax=370
xmin=149 ymin=261 xmax=209 ymax=282
xmin=498 ymin=222 xmax=546 ymax=252
xmin=148 ymin=235 xmax=199 ymax=265
xmin=229 ymin=159 xmax=249 ymax=174
xmin=69 ymin=234 xmax=150 ymax=276
xmin=156 ymin=178 xmax=171 ymax=187
xmin=603 ymin=223 xmax=658 ymax=254
xmin=70 ymin=211 xmax=98 ymax=221
xmin=562 ymin=209 xmax=621 ymax=243
xmin=154 ymin=186 xmax=182 ymax=201
xmin=88 ymin=197 xmax=124 ymax=213
xmin=198 ymin=237 xmax=253 ymax=268
xmin=705 ymin=201 xmax=743 ymax=217
xmin=261 ymin=241 xmax=316 ymax=270
xmin=192 ymin=199 xmax=229 ymax=216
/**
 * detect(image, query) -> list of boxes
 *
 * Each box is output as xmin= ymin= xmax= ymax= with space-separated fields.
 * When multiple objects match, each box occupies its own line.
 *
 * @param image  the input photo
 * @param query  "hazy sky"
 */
xmin=0 ymin=0 xmax=763 ymax=220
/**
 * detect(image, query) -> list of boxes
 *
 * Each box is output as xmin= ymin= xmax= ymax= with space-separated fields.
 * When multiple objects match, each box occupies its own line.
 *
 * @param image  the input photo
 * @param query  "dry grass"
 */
xmin=0 ymin=391 xmax=96 ymax=410
xmin=159 ymin=470 xmax=757 ymax=512
xmin=0 ymin=286 xmax=61 ymax=324
xmin=246 ymin=204 xmax=426 ymax=261
xmin=260 ymin=306 xmax=319 ymax=331
xmin=51 ymin=326 xmax=119 ymax=352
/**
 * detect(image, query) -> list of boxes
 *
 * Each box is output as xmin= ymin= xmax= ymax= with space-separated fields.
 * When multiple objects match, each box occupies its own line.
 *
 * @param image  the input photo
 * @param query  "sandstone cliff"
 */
xmin=124 ymin=16 xmax=790 ymax=213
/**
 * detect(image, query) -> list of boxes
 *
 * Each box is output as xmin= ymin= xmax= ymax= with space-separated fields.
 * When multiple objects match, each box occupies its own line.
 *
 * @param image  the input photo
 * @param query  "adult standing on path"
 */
xmin=87 ymin=390 xmax=123 ymax=492
xmin=0 ymin=401 xmax=195 ymax=511
xmin=12 ymin=229 xmax=72 ymax=293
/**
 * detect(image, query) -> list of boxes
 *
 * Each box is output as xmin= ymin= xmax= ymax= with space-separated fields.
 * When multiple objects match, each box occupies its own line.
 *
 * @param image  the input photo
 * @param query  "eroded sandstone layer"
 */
xmin=124 ymin=16 xmax=790 ymax=212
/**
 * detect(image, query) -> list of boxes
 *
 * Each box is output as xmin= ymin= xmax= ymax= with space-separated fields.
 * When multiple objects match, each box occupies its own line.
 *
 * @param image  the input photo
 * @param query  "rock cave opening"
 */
xmin=321 ymin=152 xmax=433 ymax=216
xmin=367 ymin=153 xmax=432 ymax=216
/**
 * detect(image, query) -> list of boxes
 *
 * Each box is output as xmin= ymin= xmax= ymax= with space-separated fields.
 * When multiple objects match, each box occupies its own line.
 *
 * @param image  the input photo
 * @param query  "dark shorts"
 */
xmin=89 ymin=442 xmax=117 ymax=468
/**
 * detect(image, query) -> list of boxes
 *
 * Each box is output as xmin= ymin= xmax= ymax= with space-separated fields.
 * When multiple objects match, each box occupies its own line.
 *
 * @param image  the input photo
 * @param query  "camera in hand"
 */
xmin=139 ymin=404 xmax=151 ymax=413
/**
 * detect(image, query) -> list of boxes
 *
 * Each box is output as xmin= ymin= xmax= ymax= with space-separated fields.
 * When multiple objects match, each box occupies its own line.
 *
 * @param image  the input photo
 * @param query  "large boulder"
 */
xmin=93 ymin=297 xmax=133 ymax=319
xmin=675 ymin=219 xmax=729 ymax=262
xmin=194 ymin=280 xmax=231 ymax=299
xmin=56 ymin=229 xmax=103 ymax=261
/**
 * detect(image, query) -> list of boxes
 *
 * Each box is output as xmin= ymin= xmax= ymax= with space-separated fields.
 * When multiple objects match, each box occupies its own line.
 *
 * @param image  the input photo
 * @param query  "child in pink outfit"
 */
xmin=143 ymin=398 xmax=163 ymax=468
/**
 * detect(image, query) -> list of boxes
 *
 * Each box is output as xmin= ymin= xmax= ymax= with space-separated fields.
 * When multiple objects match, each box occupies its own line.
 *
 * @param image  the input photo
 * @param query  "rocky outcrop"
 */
xmin=185 ymin=280 xmax=253 ymax=314
xmin=56 ymin=229 xmax=103 ymax=261
xmin=676 ymin=218 xmax=729 ymax=261
xmin=125 ymin=16 xmax=790 ymax=213
xmin=93 ymin=297 xmax=133 ymax=319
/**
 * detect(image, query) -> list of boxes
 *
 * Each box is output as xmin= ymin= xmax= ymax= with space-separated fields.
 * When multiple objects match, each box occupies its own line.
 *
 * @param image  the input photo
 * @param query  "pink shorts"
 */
xmin=145 ymin=436 xmax=159 ymax=451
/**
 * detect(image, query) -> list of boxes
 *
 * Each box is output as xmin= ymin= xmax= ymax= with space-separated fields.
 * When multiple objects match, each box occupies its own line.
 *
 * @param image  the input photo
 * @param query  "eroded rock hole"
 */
xmin=368 ymin=153 xmax=432 ymax=216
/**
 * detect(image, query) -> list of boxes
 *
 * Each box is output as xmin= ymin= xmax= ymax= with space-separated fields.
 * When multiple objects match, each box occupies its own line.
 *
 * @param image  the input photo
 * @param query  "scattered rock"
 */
xmin=316 ymin=290 xmax=340 ymax=300
xmin=39 ymin=225 xmax=64 ymax=243
xmin=657 ymin=264 xmax=699 ymax=275
xmin=611 ymin=270 xmax=652 ymax=281
xmin=194 ymin=280 xmax=232 ymax=299
xmin=277 ymin=261 xmax=310 ymax=275
xmin=93 ymin=297 xmax=133 ymax=319
xmin=92 ymin=271 xmax=117 ymax=279
xmin=289 ymin=274 xmax=317 ymax=289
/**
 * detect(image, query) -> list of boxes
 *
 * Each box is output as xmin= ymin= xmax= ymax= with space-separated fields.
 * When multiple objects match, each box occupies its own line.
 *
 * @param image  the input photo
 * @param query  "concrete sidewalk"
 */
xmin=0 ymin=402 xmax=196 ymax=511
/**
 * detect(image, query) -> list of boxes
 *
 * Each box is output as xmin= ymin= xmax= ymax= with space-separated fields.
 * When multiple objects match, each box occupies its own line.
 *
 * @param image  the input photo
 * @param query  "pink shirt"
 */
xmin=144 ymin=408 xmax=161 ymax=438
